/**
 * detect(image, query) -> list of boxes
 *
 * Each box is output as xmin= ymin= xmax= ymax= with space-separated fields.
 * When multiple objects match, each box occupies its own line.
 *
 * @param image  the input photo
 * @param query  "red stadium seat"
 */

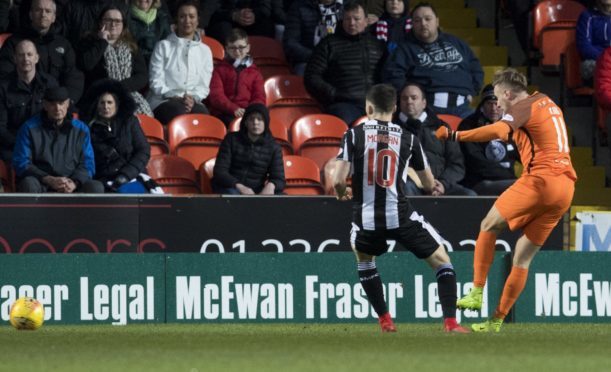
xmin=283 ymin=155 xmax=325 ymax=195
xmin=202 ymin=36 xmax=225 ymax=64
xmin=269 ymin=105 xmax=322 ymax=132
xmin=0 ymin=33 xmax=11 ymax=49
xmin=198 ymin=157 xmax=216 ymax=194
xmin=248 ymin=36 xmax=291 ymax=80
xmin=291 ymin=114 xmax=348 ymax=171
xmin=561 ymin=42 xmax=594 ymax=107
xmin=137 ymin=114 xmax=169 ymax=156
xmin=146 ymin=155 xmax=200 ymax=194
xmin=437 ymin=114 xmax=462 ymax=131
xmin=168 ymin=114 xmax=227 ymax=169
xmin=264 ymin=75 xmax=317 ymax=107
xmin=351 ymin=115 xmax=369 ymax=127
xmin=539 ymin=23 xmax=576 ymax=71
xmin=0 ymin=160 xmax=13 ymax=192
xmin=532 ymin=0 xmax=584 ymax=49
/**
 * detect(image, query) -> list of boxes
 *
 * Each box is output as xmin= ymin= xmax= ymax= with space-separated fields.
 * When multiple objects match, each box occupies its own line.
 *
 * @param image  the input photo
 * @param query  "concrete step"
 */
xmin=416 ymin=0 xmax=466 ymax=9
xmin=436 ymin=8 xmax=477 ymax=28
xmin=572 ymin=187 xmax=611 ymax=206
xmin=471 ymin=45 xmax=508 ymax=66
xmin=446 ymin=28 xmax=496 ymax=46
xmin=575 ymin=166 xmax=607 ymax=188
xmin=571 ymin=146 xmax=594 ymax=168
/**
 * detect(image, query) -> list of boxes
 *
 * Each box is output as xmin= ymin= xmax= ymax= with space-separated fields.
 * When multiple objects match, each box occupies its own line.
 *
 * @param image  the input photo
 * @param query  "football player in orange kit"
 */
xmin=436 ymin=68 xmax=577 ymax=332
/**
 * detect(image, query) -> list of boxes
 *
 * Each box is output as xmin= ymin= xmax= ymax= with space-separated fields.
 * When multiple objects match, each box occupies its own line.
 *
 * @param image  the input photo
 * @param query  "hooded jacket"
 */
xmin=79 ymin=79 xmax=150 ymax=183
xmin=397 ymin=107 xmax=466 ymax=189
xmin=127 ymin=5 xmax=172 ymax=65
xmin=213 ymin=103 xmax=285 ymax=192
xmin=0 ymin=24 xmax=84 ymax=103
xmin=576 ymin=7 xmax=611 ymax=61
xmin=147 ymin=32 xmax=213 ymax=110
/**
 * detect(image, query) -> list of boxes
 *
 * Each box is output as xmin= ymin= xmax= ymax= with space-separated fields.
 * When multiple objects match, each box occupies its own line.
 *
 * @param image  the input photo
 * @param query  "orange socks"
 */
xmin=473 ymin=231 xmax=497 ymax=288
xmin=495 ymin=266 xmax=529 ymax=320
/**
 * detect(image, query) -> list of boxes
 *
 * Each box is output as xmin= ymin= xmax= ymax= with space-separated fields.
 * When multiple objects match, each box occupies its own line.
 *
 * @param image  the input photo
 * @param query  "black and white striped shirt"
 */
xmin=337 ymin=119 xmax=429 ymax=230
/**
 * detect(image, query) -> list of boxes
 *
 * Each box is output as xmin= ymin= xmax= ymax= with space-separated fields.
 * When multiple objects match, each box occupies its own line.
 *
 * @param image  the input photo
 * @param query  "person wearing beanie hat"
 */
xmin=212 ymin=103 xmax=285 ymax=194
xmin=457 ymin=84 xmax=518 ymax=196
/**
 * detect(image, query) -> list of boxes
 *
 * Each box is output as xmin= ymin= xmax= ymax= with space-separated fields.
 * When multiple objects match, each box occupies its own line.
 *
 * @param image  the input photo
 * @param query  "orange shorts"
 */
xmin=495 ymin=174 xmax=575 ymax=246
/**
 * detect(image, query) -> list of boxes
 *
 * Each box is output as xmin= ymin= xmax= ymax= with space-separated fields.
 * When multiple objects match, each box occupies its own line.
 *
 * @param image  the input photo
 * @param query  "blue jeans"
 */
xmin=326 ymin=102 xmax=365 ymax=127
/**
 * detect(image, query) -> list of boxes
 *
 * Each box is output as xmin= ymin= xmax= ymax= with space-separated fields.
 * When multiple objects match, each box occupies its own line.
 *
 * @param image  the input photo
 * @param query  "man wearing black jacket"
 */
xmin=396 ymin=82 xmax=476 ymax=196
xmin=304 ymin=1 xmax=386 ymax=126
xmin=0 ymin=0 xmax=84 ymax=103
xmin=458 ymin=84 xmax=517 ymax=196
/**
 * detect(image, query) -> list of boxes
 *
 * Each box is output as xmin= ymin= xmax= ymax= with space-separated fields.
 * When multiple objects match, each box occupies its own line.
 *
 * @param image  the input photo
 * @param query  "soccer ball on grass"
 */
xmin=9 ymin=297 xmax=45 ymax=330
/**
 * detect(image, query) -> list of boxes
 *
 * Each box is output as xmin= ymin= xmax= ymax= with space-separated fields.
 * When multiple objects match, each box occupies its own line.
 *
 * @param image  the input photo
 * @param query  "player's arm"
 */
xmin=435 ymin=121 xmax=512 ymax=143
xmin=415 ymin=167 xmax=435 ymax=194
xmin=333 ymin=159 xmax=352 ymax=200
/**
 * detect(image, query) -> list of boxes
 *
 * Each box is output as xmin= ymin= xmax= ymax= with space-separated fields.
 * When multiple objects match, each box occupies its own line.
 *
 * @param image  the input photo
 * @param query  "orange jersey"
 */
xmin=499 ymin=92 xmax=577 ymax=180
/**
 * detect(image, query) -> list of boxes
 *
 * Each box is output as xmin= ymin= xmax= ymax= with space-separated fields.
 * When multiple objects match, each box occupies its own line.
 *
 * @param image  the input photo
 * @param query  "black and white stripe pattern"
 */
xmin=338 ymin=119 xmax=429 ymax=231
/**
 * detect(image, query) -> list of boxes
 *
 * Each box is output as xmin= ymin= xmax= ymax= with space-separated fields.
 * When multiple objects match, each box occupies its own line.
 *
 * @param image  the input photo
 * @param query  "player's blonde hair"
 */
xmin=492 ymin=67 xmax=528 ymax=93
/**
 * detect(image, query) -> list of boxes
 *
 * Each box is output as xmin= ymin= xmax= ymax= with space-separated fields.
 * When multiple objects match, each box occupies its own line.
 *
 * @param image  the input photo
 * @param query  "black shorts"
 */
xmin=350 ymin=211 xmax=443 ymax=259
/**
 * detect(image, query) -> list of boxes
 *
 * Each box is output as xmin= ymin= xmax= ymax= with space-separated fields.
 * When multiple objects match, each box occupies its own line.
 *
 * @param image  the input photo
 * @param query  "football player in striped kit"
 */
xmin=333 ymin=83 xmax=469 ymax=333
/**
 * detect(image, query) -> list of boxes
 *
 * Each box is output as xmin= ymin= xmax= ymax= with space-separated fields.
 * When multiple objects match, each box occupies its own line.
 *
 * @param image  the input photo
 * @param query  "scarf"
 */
xmin=314 ymin=0 xmax=343 ymax=45
xmin=375 ymin=17 xmax=412 ymax=42
xmin=130 ymin=5 xmax=157 ymax=26
xmin=232 ymin=55 xmax=253 ymax=70
xmin=104 ymin=42 xmax=154 ymax=116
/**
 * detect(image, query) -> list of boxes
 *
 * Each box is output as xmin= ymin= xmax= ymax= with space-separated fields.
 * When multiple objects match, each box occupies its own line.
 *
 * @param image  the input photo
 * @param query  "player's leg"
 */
xmin=351 ymin=226 xmax=396 ymax=332
xmin=457 ymin=205 xmax=507 ymax=310
xmin=423 ymin=246 xmax=470 ymax=333
xmin=471 ymin=235 xmax=540 ymax=333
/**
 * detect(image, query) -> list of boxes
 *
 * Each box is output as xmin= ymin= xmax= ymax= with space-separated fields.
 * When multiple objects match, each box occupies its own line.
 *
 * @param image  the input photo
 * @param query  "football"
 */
xmin=9 ymin=297 xmax=45 ymax=330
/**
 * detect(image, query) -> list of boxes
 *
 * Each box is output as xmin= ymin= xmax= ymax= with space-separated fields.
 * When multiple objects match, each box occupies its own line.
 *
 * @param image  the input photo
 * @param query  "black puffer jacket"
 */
xmin=283 ymin=0 xmax=324 ymax=65
xmin=398 ymin=107 xmax=466 ymax=189
xmin=0 ymin=71 xmax=58 ymax=161
xmin=213 ymin=103 xmax=285 ymax=192
xmin=127 ymin=6 xmax=172 ymax=65
xmin=304 ymin=27 xmax=386 ymax=106
xmin=0 ymin=24 xmax=84 ymax=102
xmin=79 ymin=79 xmax=150 ymax=183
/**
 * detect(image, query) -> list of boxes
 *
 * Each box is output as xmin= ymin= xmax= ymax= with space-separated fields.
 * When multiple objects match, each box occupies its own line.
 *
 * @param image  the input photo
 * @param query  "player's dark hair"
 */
xmin=366 ymin=84 xmax=397 ymax=114
xmin=493 ymin=67 xmax=528 ymax=93
xmin=411 ymin=2 xmax=437 ymax=17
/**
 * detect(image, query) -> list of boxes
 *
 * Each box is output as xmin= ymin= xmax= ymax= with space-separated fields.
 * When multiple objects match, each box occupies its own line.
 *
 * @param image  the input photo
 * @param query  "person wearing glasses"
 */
xmin=208 ymin=28 xmax=265 ymax=126
xmin=147 ymin=0 xmax=213 ymax=125
xmin=76 ymin=5 xmax=153 ymax=116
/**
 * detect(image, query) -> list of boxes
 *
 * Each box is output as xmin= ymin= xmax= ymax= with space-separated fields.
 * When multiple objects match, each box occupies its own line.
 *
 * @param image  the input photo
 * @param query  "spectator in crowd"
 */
xmin=207 ymin=0 xmax=275 ymax=43
xmin=283 ymin=0 xmax=344 ymax=76
xmin=396 ymin=82 xmax=475 ymax=196
xmin=0 ymin=0 xmax=84 ymax=103
xmin=12 ymin=86 xmax=104 ymax=193
xmin=148 ymin=0 xmax=213 ymax=125
xmin=212 ymin=103 xmax=285 ymax=195
xmin=61 ymin=0 xmax=128 ymax=46
xmin=363 ymin=0 xmax=385 ymax=25
xmin=77 ymin=6 xmax=153 ymax=116
xmin=576 ymin=0 xmax=611 ymax=83
xmin=594 ymin=46 xmax=611 ymax=146
xmin=458 ymin=84 xmax=518 ymax=195
xmin=127 ymin=0 xmax=172 ymax=65
xmin=0 ymin=40 xmax=58 ymax=161
xmin=374 ymin=0 xmax=411 ymax=53
xmin=271 ymin=0 xmax=287 ymax=40
xmin=79 ymin=79 xmax=152 ymax=193
xmin=383 ymin=2 xmax=483 ymax=118
xmin=0 ymin=0 xmax=9 ymax=32
xmin=166 ymin=0 xmax=218 ymax=31
xmin=304 ymin=1 xmax=386 ymax=126
xmin=208 ymin=28 xmax=265 ymax=126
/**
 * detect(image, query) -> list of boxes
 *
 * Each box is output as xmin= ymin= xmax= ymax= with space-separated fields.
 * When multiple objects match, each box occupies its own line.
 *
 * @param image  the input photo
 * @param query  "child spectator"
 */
xmin=208 ymin=28 xmax=265 ymax=125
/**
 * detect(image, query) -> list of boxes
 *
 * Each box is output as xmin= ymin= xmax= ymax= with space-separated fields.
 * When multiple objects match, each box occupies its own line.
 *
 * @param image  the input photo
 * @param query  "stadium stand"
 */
xmin=198 ymin=157 xmax=216 ymax=195
xmin=0 ymin=32 xmax=10 ymax=48
xmin=137 ymin=114 xmax=169 ymax=156
xmin=264 ymin=75 xmax=317 ymax=108
xmin=168 ymin=114 xmax=226 ymax=169
xmin=202 ymin=36 xmax=225 ymax=64
xmin=248 ymin=36 xmax=291 ymax=79
xmin=291 ymin=114 xmax=348 ymax=172
xmin=146 ymin=155 xmax=200 ymax=194
xmin=229 ymin=116 xmax=293 ymax=157
xmin=283 ymin=155 xmax=325 ymax=195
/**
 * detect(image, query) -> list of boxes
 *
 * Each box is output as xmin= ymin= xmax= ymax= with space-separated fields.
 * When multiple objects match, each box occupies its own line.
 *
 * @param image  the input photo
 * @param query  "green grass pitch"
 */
xmin=1 ymin=323 xmax=610 ymax=372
